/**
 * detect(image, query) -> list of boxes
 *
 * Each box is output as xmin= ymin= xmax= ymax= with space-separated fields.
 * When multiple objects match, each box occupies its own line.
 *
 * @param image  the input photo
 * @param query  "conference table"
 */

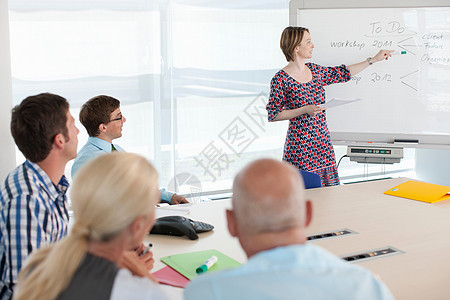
xmin=146 ymin=177 xmax=450 ymax=300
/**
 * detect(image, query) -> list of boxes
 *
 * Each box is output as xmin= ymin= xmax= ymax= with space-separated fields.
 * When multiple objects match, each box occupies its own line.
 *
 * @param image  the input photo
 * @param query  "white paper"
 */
xmin=318 ymin=98 xmax=362 ymax=109
xmin=155 ymin=203 xmax=192 ymax=218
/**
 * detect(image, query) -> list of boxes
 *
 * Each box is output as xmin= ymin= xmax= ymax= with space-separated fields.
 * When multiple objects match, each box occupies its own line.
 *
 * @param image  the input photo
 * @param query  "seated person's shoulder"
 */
xmin=1 ymin=165 xmax=42 ymax=200
xmin=72 ymin=143 xmax=105 ymax=177
xmin=184 ymin=267 xmax=240 ymax=300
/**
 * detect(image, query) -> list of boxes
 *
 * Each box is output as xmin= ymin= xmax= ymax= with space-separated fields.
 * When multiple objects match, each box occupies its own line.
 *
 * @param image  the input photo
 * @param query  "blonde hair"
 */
xmin=280 ymin=26 xmax=310 ymax=62
xmin=13 ymin=152 xmax=159 ymax=300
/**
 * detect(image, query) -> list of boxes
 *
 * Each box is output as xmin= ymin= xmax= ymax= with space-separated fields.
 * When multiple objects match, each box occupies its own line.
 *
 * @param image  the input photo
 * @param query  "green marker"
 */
xmin=392 ymin=51 xmax=407 ymax=55
xmin=196 ymin=255 xmax=218 ymax=274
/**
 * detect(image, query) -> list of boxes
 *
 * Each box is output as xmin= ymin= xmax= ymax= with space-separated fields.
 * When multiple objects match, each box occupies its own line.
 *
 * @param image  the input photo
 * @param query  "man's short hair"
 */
xmin=11 ymin=93 xmax=69 ymax=163
xmin=79 ymin=95 xmax=120 ymax=137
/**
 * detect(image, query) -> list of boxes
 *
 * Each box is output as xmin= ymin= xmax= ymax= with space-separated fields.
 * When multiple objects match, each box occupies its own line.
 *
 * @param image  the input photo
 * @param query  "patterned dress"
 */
xmin=266 ymin=63 xmax=351 ymax=186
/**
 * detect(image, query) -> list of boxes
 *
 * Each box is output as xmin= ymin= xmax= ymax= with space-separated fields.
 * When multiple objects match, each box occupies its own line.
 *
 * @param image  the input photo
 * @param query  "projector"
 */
xmin=347 ymin=145 xmax=403 ymax=164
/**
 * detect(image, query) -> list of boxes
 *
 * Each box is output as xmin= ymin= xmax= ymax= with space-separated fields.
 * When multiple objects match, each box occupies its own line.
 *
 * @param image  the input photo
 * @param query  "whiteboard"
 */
xmin=290 ymin=0 xmax=450 ymax=147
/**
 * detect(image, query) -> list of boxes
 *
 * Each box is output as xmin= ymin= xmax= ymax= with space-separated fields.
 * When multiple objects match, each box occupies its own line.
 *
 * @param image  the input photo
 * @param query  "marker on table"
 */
xmin=392 ymin=51 xmax=407 ymax=55
xmin=196 ymin=255 xmax=218 ymax=274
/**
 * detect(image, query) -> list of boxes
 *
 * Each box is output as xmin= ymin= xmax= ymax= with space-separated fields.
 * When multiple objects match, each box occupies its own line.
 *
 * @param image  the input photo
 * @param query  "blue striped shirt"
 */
xmin=0 ymin=161 xmax=69 ymax=299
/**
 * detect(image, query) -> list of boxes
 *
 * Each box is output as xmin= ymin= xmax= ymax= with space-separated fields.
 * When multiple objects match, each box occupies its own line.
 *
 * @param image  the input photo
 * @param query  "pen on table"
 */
xmin=392 ymin=51 xmax=407 ymax=55
xmin=140 ymin=243 xmax=153 ymax=257
xmin=196 ymin=255 xmax=218 ymax=274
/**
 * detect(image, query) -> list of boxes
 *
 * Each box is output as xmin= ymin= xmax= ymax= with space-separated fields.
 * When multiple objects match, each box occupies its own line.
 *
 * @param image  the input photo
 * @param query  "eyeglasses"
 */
xmin=109 ymin=114 xmax=123 ymax=122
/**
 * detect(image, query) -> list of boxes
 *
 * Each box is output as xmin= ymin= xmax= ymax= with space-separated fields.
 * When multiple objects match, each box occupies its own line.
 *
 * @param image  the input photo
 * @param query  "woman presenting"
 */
xmin=266 ymin=26 xmax=393 ymax=186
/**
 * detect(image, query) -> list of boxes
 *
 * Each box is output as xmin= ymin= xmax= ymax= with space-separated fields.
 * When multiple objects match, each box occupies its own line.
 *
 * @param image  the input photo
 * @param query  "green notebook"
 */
xmin=161 ymin=249 xmax=241 ymax=280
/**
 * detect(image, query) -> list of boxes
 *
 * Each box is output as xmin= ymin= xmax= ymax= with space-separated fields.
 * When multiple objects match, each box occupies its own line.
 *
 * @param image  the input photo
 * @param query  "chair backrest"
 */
xmin=299 ymin=170 xmax=322 ymax=189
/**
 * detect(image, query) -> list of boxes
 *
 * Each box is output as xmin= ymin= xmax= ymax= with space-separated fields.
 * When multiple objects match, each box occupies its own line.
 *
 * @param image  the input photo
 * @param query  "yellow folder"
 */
xmin=384 ymin=180 xmax=450 ymax=203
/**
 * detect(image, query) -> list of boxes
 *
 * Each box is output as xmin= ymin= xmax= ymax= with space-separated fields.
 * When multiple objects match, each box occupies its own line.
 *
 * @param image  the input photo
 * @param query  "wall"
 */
xmin=0 ymin=2 xmax=16 ymax=179
xmin=415 ymin=149 xmax=450 ymax=185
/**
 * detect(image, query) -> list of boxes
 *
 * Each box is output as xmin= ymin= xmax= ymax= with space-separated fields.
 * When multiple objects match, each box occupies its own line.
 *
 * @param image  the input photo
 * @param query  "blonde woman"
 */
xmin=13 ymin=152 xmax=167 ymax=300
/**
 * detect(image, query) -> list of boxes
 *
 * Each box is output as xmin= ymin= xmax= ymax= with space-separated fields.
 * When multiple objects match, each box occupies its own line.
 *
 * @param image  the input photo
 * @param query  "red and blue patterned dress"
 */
xmin=266 ymin=63 xmax=351 ymax=186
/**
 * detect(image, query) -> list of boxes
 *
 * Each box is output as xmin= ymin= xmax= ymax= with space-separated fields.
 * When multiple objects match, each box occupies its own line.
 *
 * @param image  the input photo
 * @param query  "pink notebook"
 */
xmin=152 ymin=266 xmax=190 ymax=288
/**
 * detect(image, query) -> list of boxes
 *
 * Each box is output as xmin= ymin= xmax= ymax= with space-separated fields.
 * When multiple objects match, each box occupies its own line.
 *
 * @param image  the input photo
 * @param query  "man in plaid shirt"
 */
xmin=0 ymin=93 xmax=79 ymax=299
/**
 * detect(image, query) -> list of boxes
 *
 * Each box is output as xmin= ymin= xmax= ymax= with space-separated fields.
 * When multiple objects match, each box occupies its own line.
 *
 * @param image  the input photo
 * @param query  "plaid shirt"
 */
xmin=0 ymin=161 xmax=69 ymax=299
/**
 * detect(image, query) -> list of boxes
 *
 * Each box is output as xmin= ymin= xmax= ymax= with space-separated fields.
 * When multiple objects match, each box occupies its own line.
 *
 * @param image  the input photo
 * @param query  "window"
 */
xmin=8 ymin=0 xmax=415 ymax=194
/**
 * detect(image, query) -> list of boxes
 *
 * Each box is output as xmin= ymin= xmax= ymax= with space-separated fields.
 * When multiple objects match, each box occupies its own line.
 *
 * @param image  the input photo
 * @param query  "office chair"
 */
xmin=299 ymin=170 xmax=322 ymax=189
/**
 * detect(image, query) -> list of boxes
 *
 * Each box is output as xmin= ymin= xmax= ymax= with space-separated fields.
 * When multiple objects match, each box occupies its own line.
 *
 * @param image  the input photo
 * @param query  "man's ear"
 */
xmin=53 ymin=133 xmax=65 ymax=149
xmin=98 ymin=123 xmax=107 ymax=133
xmin=304 ymin=200 xmax=313 ymax=228
xmin=226 ymin=209 xmax=238 ymax=237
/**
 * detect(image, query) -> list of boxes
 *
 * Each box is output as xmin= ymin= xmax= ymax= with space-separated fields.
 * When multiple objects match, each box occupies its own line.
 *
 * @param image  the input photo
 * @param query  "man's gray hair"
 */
xmin=232 ymin=160 xmax=306 ymax=234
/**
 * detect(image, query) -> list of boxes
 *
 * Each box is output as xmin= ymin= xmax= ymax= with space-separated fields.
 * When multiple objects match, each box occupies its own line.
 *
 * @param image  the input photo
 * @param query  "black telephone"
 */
xmin=149 ymin=216 xmax=214 ymax=240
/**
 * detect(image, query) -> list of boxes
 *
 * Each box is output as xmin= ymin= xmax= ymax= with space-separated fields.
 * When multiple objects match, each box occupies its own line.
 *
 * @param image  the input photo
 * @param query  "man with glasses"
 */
xmin=72 ymin=95 xmax=187 ymax=205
